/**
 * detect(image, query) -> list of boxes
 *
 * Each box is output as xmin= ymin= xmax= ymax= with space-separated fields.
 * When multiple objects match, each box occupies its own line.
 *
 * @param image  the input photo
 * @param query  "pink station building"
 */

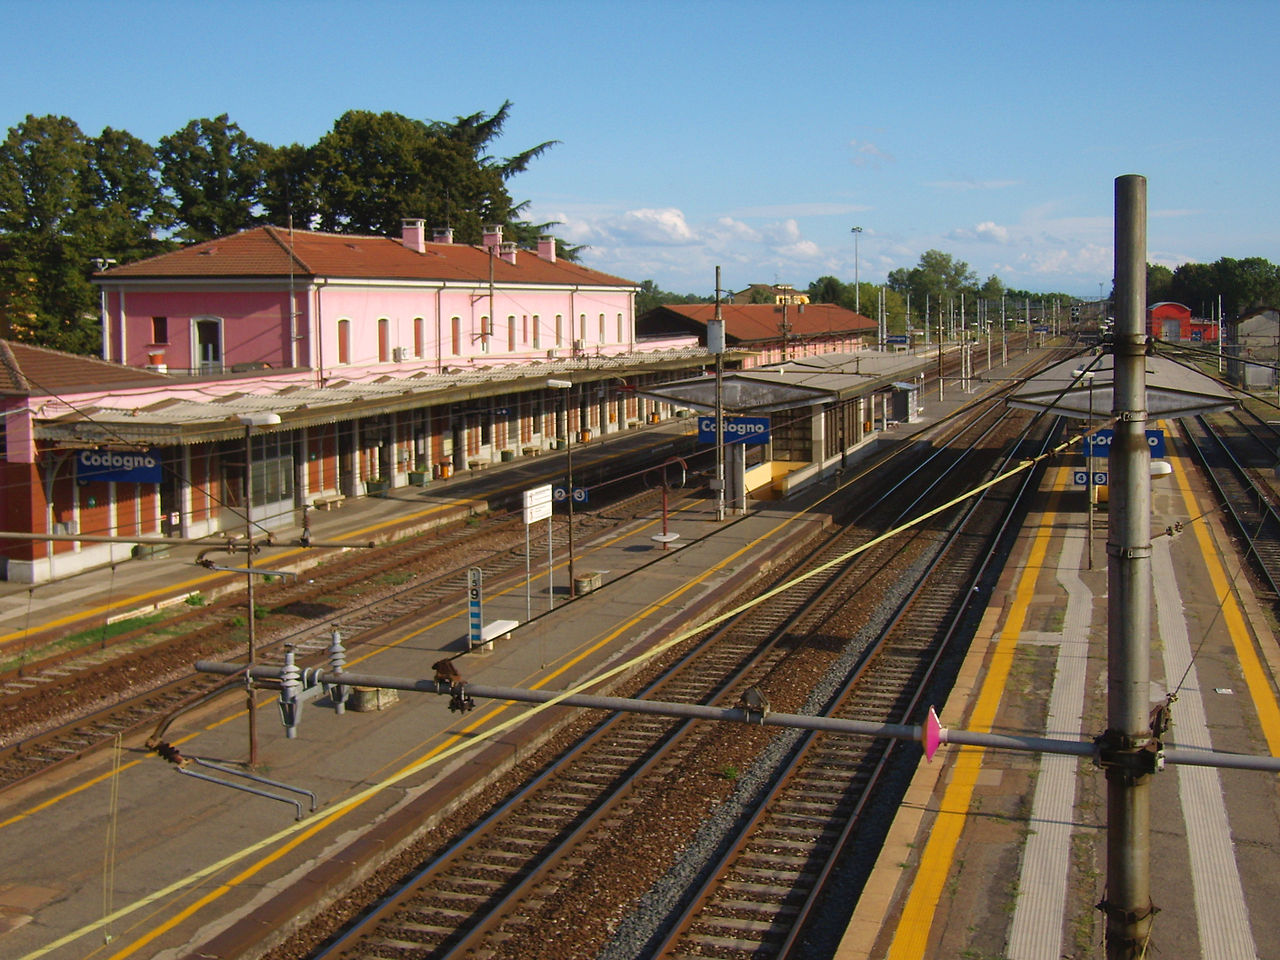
xmin=0 ymin=220 xmax=712 ymax=583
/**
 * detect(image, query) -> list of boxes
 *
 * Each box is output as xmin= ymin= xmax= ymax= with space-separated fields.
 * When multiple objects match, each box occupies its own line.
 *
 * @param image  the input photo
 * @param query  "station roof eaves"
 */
xmin=640 ymin=351 xmax=930 ymax=414
xmin=1007 ymin=353 xmax=1236 ymax=419
xmin=31 ymin=348 xmax=723 ymax=447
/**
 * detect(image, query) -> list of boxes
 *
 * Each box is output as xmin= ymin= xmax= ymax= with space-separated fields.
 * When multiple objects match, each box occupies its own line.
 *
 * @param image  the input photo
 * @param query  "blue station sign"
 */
xmin=77 ymin=448 xmax=163 ymax=484
xmin=697 ymin=416 xmax=770 ymax=446
xmin=1084 ymin=429 xmax=1166 ymax=459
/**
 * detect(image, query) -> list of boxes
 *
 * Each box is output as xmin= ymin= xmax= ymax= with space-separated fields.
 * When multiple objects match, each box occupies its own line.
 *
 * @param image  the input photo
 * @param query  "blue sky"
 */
xmin=4 ymin=0 xmax=1276 ymax=299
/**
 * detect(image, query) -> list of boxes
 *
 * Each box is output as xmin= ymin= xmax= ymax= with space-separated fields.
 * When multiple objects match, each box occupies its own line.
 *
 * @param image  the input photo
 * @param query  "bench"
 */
xmin=473 ymin=618 xmax=519 ymax=653
xmin=313 ymin=495 xmax=345 ymax=511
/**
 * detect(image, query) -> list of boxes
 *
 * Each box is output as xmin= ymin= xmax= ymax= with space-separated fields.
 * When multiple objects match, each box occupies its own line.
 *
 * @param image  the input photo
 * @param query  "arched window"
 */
xmin=451 ymin=316 xmax=462 ymax=355
xmin=337 ymin=319 xmax=351 ymax=365
xmin=414 ymin=317 xmax=425 ymax=357
xmin=377 ymin=317 xmax=390 ymax=362
xmin=193 ymin=316 xmax=223 ymax=374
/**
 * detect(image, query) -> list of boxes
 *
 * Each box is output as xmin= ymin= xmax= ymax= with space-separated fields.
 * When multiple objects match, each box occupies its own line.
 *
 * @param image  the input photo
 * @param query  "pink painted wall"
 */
xmin=313 ymin=283 xmax=636 ymax=371
xmin=107 ymin=278 xmax=638 ymax=378
xmin=112 ymin=289 xmax=295 ymax=372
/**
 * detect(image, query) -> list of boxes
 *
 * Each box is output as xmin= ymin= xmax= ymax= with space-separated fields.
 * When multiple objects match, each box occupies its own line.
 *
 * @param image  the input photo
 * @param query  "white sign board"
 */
xmin=523 ymin=484 xmax=553 ymax=524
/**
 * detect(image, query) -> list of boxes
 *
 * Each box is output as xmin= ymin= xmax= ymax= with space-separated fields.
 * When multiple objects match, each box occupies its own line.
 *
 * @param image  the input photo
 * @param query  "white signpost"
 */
xmin=523 ymin=484 xmax=554 ymax=619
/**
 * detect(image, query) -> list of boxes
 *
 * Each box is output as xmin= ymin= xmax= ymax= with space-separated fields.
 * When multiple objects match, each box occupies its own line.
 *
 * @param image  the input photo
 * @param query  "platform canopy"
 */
xmin=1008 ymin=353 xmax=1236 ymax=420
xmin=641 ymin=352 xmax=927 ymax=414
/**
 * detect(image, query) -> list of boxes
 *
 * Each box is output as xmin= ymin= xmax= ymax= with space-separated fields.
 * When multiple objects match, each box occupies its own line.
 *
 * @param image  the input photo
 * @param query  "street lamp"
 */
xmin=91 ymin=258 xmax=116 ymax=362
xmin=547 ymin=380 xmax=576 ymax=598
xmin=851 ymin=226 xmax=862 ymax=315
xmin=237 ymin=411 xmax=282 ymax=766
xmin=1073 ymin=369 xmax=1096 ymax=569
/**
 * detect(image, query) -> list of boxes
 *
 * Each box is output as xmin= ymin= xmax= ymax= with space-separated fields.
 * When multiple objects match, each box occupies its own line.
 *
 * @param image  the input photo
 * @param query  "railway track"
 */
xmin=652 ymin=412 xmax=1052 ymax=959
xmin=1181 ymin=409 xmax=1280 ymax=599
xmin=0 ymin=481 xmax=687 ymax=791
xmin=301 ymin=388 xmax=1056 ymax=960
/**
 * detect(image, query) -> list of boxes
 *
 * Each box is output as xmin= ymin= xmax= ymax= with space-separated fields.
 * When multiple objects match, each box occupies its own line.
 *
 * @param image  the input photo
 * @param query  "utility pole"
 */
xmin=851 ymin=226 xmax=862 ymax=316
xmin=712 ymin=267 xmax=726 ymax=522
xmin=1101 ymin=173 xmax=1155 ymax=959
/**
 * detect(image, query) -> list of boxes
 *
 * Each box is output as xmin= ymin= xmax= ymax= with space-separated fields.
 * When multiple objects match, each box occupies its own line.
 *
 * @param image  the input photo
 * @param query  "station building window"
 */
xmin=337 ymin=319 xmax=351 ymax=364
xmin=248 ymin=433 xmax=295 ymax=513
xmin=151 ymin=316 xmax=168 ymax=344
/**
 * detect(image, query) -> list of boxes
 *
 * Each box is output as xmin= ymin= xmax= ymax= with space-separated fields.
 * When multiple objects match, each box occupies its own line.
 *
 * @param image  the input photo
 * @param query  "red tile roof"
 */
xmin=0 ymin=340 xmax=172 ymax=397
xmin=98 ymin=226 xmax=637 ymax=288
xmin=652 ymin=303 xmax=875 ymax=342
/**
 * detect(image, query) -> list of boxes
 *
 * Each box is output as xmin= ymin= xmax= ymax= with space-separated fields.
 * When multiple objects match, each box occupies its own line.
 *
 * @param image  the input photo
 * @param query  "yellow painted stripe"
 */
xmin=0 ymin=432 xmax=684 ymax=651
xmin=1167 ymin=432 xmax=1280 ymax=755
xmin=20 ymin=501 xmax=802 ymax=959
xmin=887 ymin=468 xmax=1065 ymax=958
xmin=25 ymin=432 xmax=1051 ymax=957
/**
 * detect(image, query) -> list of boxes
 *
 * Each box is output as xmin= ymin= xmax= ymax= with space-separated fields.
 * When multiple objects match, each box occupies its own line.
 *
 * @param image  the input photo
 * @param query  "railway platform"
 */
xmin=839 ymin=429 xmax=1280 ymax=959
xmin=0 ymin=349 xmax=1046 ymax=960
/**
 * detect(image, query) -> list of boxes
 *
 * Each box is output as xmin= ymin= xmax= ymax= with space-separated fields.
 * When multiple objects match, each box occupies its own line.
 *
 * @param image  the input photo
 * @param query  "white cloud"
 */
xmin=849 ymin=139 xmax=894 ymax=167
xmin=612 ymin=208 xmax=698 ymax=245
xmin=975 ymin=221 xmax=1011 ymax=244
xmin=949 ymin=221 xmax=1012 ymax=244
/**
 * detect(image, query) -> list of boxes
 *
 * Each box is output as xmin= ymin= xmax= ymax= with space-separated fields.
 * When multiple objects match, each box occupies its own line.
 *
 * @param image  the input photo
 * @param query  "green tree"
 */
xmin=307 ymin=104 xmax=561 ymax=247
xmin=888 ymin=249 xmax=978 ymax=309
xmin=85 ymin=127 xmax=170 ymax=260
xmin=1147 ymin=264 xmax=1174 ymax=304
xmin=157 ymin=114 xmax=268 ymax=241
xmin=808 ymin=275 xmax=847 ymax=305
xmin=260 ymin=141 xmax=318 ymax=229
xmin=0 ymin=114 xmax=101 ymax=349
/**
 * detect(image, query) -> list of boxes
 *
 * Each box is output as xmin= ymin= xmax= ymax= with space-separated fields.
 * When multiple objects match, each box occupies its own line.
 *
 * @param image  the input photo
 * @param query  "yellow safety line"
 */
xmin=1167 ymin=434 xmax=1280 ymax=755
xmin=22 ymin=431 xmax=1065 ymax=957
xmin=886 ymin=468 xmax=1065 ymax=958
xmin=0 ymin=432 xmax=680 ymax=650
xmin=18 ymin=505 xmax=800 ymax=959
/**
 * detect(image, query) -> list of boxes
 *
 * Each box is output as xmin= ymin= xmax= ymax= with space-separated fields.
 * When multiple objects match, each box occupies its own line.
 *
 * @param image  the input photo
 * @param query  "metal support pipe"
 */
xmin=1103 ymin=173 xmax=1155 ymax=958
xmin=194 ymin=660 xmax=1280 ymax=773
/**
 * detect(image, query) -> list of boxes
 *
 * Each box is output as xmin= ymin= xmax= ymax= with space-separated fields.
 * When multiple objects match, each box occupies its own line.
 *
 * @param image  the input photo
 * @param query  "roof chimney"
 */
xmin=401 ymin=218 xmax=426 ymax=253
xmin=499 ymin=241 xmax=518 ymax=265
xmin=482 ymin=224 xmax=503 ymax=252
xmin=537 ymin=235 xmax=557 ymax=262
xmin=432 ymin=226 xmax=454 ymax=244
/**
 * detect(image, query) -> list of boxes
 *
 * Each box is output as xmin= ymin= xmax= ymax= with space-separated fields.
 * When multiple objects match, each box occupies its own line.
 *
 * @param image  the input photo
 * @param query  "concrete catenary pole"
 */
xmin=712 ymin=266 xmax=726 ymax=522
xmin=1103 ymin=173 xmax=1155 ymax=958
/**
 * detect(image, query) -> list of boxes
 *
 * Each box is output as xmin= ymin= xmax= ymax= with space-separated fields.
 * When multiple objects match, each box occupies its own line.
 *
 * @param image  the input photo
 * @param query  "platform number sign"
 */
xmin=1074 ymin=470 xmax=1108 ymax=486
xmin=467 ymin=567 xmax=483 ymax=648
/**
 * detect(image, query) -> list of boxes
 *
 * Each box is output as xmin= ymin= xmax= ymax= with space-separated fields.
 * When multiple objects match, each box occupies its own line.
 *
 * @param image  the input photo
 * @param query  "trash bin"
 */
xmin=574 ymin=571 xmax=603 ymax=594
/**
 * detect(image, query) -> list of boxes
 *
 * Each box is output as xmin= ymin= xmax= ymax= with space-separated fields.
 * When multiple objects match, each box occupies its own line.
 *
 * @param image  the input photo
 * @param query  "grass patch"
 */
xmin=1 ymin=611 xmax=172 ymax=672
